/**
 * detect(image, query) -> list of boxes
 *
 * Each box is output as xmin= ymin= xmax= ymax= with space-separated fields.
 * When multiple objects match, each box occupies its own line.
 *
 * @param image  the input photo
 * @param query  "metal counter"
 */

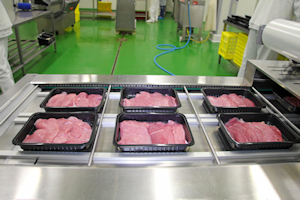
xmin=0 ymin=71 xmax=299 ymax=199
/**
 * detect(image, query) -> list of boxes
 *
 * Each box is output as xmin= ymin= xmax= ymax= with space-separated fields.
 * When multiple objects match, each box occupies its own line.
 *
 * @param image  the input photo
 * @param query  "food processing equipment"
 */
xmin=176 ymin=0 xmax=206 ymax=41
xmin=115 ymin=0 xmax=136 ymax=34
xmin=0 ymin=19 xmax=300 ymax=199
xmin=34 ymin=0 xmax=79 ymax=35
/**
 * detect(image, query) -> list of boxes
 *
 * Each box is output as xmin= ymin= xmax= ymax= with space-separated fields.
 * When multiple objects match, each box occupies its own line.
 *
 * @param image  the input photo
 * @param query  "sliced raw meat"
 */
xmin=122 ymin=91 xmax=177 ymax=107
xmin=207 ymin=93 xmax=256 ymax=107
xmin=225 ymin=117 xmax=283 ymax=143
xmin=118 ymin=132 xmax=152 ymax=145
xmin=46 ymin=92 xmax=67 ymax=107
xmin=78 ymin=92 xmax=88 ymax=99
xmin=35 ymin=118 xmax=59 ymax=142
xmin=170 ymin=121 xmax=186 ymax=144
xmin=166 ymin=95 xmax=177 ymax=106
xmin=120 ymin=120 xmax=149 ymax=138
xmin=23 ymin=129 xmax=49 ymax=143
xmin=134 ymin=91 xmax=154 ymax=107
xmin=75 ymin=97 xmax=90 ymax=107
xmin=87 ymin=94 xmax=102 ymax=107
xmin=251 ymin=122 xmax=282 ymax=142
xmin=152 ymin=92 xmax=169 ymax=106
xmin=228 ymin=93 xmax=246 ymax=107
xmin=23 ymin=117 xmax=92 ymax=144
xmin=60 ymin=93 xmax=77 ymax=107
xmin=148 ymin=122 xmax=174 ymax=144
xmin=242 ymin=98 xmax=256 ymax=107
xmin=118 ymin=120 xmax=186 ymax=145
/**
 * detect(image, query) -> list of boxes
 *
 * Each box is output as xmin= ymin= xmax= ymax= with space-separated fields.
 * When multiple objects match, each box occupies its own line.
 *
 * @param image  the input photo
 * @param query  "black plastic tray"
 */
xmin=201 ymin=88 xmax=266 ymax=113
xmin=40 ymin=87 xmax=106 ymax=112
xmin=113 ymin=113 xmax=194 ymax=152
xmin=12 ymin=112 xmax=98 ymax=151
xmin=273 ymin=87 xmax=300 ymax=113
xmin=217 ymin=113 xmax=300 ymax=150
xmin=119 ymin=87 xmax=181 ymax=113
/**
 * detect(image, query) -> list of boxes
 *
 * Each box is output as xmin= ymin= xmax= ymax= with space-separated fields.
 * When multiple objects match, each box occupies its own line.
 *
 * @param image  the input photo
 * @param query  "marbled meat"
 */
xmin=207 ymin=93 xmax=255 ymax=107
xmin=118 ymin=120 xmax=186 ymax=145
xmin=23 ymin=117 xmax=92 ymax=144
xmin=46 ymin=92 xmax=102 ymax=107
xmin=225 ymin=117 xmax=283 ymax=143
xmin=122 ymin=91 xmax=177 ymax=107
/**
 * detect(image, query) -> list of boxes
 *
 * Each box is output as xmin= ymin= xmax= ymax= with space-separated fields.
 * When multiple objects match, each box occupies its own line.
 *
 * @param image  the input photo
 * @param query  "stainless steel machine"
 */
xmin=176 ymin=0 xmax=206 ymax=41
xmin=34 ymin=0 xmax=79 ymax=35
xmin=115 ymin=0 xmax=136 ymax=34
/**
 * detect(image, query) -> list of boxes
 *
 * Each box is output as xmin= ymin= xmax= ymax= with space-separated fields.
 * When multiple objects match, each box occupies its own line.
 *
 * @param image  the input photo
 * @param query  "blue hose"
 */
xmin=154 ymin=1 xmax=192 ymax=76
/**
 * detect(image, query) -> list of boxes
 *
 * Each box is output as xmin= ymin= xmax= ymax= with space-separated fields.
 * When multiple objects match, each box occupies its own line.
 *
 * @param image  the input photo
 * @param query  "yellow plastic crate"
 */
xmin=218 ymin=32 xmax=238 ymax=59
xmin=98 ymin=2 xmax=112 ymax=12
xmin=233 ymin=33 xmax=248 ymax=67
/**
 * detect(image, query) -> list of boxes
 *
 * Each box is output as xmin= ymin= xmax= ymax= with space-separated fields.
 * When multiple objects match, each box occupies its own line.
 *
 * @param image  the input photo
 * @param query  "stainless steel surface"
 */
xmin=115 ymin=0 xmax=136 ymax=33
xmin=184 ymin=86 xmax=221 ymax=165
xmin=30 ymin=74 xmax=249 ymax=86
xmin=250 ymin=60 xmax=300 ymax=99
xmin=0 ymin=74 xmax=300 ymax=199
xmin=0 ymin=163 xmax=299 ymax=199
xmin=88 ymin=85 xmax=111 ymax=166
xmin=177 ymin=0 xmax=205 ymax=41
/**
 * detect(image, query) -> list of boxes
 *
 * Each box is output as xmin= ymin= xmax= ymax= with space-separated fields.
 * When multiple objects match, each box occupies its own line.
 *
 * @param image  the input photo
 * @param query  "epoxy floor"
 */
xmin=12 ymin=14 xmax=238 ymax=82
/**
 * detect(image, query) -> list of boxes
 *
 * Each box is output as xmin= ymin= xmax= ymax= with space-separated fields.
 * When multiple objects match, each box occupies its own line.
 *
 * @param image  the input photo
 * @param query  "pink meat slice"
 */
xmin=87 ymin=94 xmax=102 ymax=107
xmin=225 ymin=119 xmax=250 ymax=143
xmin=269 ymin=125 xmax=284 ymax=142
xmin=148 ymin=122 xmax=174 ymax=144
xmin=75 ymin=97 xmax=90 ymax=107
xmin=251 ymin=122 xmax=279 ymax=142
xmin=242 ymin=98 xmax=256 ymax=107
xmin=67 ymin=95 xmax=79 ymax=107
xmin=208 ymin=94 xmax=238 ymax=107
xmin=65 ymin=116 xmax=92 ymax=144
xmin=120 ymin=120 xmax=149 ymax=138
xmin=60 ymin=93 xmax=77 ymax=107
xmin=207 ymin=96 xmax=226 ymax=107
xmin=151 ymin=92 xmax=169 ymax=106
xmin=170 ymin=121 xmax=186 ymax=144
xmin=23 ymin=129 xmax=49 ymax=143
xmin=118 ymin=120 xmax=152 ymax=144
xmin=228 ymin=93 xmax=246 ymax=107
xmin=46 ymin=92 xmax=67 ymax=107
xmin=166 ymin=95 xmax=177 ymax=107
xmin=78 ymin=92 xmax=88 ymax=99
xmin=35 ymin=118 xmax=59 ymax=142
xmin=134 ymin=91 xmax=154 ymax=106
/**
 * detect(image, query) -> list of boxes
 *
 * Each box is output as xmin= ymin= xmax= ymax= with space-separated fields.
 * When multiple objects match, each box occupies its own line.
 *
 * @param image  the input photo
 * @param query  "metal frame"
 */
xmin=10 ymin=11 xmax=56 ymax=76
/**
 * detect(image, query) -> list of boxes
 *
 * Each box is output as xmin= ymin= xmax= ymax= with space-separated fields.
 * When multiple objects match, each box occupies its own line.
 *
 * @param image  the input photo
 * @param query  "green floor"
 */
xmin=12 ymin=14 xmax=238 ymax=82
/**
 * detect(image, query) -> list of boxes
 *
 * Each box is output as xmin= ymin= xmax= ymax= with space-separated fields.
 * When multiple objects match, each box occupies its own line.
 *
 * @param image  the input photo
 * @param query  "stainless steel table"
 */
xmin=9 ymin=11 xmax=56 ymax=76
xmin=0 ymin=72 xmax=299 ymax=199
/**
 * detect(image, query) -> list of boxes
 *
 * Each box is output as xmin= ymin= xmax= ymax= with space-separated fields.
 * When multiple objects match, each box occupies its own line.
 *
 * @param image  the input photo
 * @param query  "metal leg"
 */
xmin=50 ymin=12 xmax=57 ymax=52
xmin=14 ymin=27 xmax=25 ymax=76
xmin=93 ymin=0 xmax=95 ymax=21
xmin=218 ymin=55 xmax=221 ymax=64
